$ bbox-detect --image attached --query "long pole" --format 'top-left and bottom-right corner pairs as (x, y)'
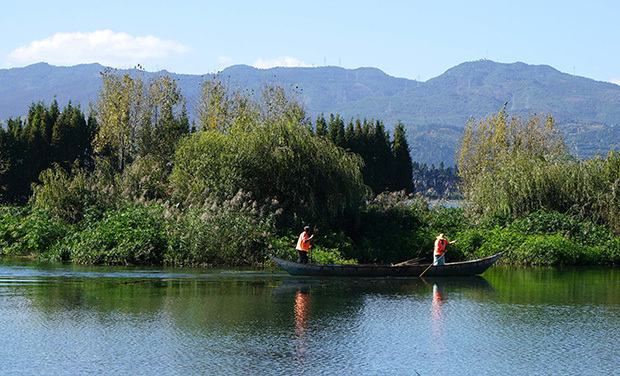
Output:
(419, 253), (444, 277)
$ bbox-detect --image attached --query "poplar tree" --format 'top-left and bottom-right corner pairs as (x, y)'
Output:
(93, 68), (145, 170)
(195, 76), (255, 133)
(93, 68), (188, 170)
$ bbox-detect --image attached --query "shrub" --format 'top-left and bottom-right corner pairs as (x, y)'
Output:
(164, 191), (276, 266)
(354, 192), (431, 263)
(509, 210), (613, 247)
(515, 234), (581, 265)
(0, 207), (69, 256)
(48, 204), (167, 265)
(476, 227), (526, 260)
(170, 119), (369, 231)
(451, 229), (486, 260)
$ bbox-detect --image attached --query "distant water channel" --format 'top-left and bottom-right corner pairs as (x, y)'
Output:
(0, 259), (618, 375)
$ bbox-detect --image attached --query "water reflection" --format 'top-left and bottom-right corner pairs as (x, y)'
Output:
(2, 262), (620, 375)
(430, 283), (446, 372)
(431, 283), (445, 326)
(293, 288), (311, 366)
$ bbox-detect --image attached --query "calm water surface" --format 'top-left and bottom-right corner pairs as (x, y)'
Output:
(0, 259), (618, 375)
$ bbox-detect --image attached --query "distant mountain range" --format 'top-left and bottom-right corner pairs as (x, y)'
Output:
(2, 60), (620, 165)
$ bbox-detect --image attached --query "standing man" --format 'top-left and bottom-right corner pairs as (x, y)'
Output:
(434, 234), (457, 265)
(296, 226), (314, 264)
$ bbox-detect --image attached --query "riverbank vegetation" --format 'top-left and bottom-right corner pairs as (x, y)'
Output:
(1, 70), (620, 267)
(454, 106), (620, 265)
(1, 69), (401, 266)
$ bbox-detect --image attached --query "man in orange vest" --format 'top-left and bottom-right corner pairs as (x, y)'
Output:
(296, 226), (314, 264)
(434, 233), (457, 265)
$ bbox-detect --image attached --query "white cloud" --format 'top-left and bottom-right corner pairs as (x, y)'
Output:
(611, 79), (620, 86)
(253, 56), (310, 69)
(7, 30), (190, 68)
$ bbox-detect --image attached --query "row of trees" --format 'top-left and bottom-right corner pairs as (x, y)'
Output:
(315, 114), (414, 194)
(94, 68), (190, 171)
(2, 72), (420, 211)
(412, 161), (459, 199)
(0, 101), (96, 203)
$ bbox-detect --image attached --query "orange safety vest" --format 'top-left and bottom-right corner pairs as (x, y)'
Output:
(296, 232), (311, 252)
(434, 238), (447, 256)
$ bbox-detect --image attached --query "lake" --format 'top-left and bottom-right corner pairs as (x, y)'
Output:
(0, 259), (618, 375)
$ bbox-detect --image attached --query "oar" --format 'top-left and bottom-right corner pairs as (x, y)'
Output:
(392, 257), (423, 266)
(419, 253), (444, 277)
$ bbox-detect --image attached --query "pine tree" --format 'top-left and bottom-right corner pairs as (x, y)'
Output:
(315, 114), (328, 136)
(328, 114), (345, 147)
(344, 119), (355, 149)
(391, 121), (414, 192)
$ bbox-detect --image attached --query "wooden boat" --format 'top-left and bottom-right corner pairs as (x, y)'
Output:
(269, 252), (505, 277)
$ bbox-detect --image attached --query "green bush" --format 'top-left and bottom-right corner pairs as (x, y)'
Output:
(477, 227), (525, 260)
(514, 234), (581, 265)
(170, 119), (369, 231)
(48, 204), (167, 265)
(354, 193), (432, 263)
(603, 238), (620, 264)
(31, 164), (103, 224)
(0, 206), (69, 256)
(451, 229), (486, 260)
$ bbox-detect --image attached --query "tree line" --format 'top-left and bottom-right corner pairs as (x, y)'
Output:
(315, 114), (414, 195)
(0, 69), (424, 266)
(0, 101), (96, 203)
(1, 74), (421, 208)
(412, 161), (460, 199)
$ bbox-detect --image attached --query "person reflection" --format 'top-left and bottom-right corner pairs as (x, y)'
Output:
(294, 288), (310, 364)
(295, 288), (310, 335)
(430, 283), (445, 346)
(432, 283), (445, 307)
(429, 282), (447, 373)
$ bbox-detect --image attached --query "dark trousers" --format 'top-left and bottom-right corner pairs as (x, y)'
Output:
(297, 251), (309, 264)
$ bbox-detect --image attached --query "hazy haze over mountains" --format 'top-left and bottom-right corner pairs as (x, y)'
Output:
(2, 60), (620, 165)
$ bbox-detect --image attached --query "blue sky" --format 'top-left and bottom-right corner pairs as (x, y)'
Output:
(1, 0), (618, 83)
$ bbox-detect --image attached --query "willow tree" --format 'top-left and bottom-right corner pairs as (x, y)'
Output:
(173, 82), (368, 230)
(456, 107), (568, 217)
